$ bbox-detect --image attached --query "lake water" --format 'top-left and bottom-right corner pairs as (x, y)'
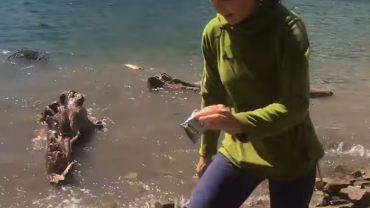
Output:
(0, 0), (370, 207)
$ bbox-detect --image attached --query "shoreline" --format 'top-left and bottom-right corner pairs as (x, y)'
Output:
(0, 52), (369, 208)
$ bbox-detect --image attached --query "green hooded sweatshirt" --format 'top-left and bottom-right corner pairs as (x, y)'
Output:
(199, 4), (324, 180)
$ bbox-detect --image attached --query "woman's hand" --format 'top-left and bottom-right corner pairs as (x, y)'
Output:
(196, 156), (212, 178)
(194, 104), (244, 135)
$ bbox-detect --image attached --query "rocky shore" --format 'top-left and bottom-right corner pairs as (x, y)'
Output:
(149, 166), (370, 208)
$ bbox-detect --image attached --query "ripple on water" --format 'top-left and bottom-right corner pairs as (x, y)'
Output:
(31, 186), (97, 208)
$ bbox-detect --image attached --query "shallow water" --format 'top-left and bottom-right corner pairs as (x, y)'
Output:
(0, 0), (370, 207)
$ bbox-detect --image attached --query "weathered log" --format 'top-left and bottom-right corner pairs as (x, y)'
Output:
(40, 90), (103, 185)
(146, 73), (334, 99)
(147, 73), (200, 92)
(309, 89), (334, 98)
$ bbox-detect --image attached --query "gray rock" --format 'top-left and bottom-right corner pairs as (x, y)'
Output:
(154, 200), (176, 208)
(100, 199), (117, 208)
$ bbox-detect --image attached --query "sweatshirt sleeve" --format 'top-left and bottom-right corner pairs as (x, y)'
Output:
(199, 27), (228, 157)
(234, 18), (310, 140)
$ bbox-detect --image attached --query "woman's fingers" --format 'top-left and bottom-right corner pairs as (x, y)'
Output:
(193, 105), (230, 131)
(199, 113), (228, 131)
(198, 113), (226, 123)
(203, 122), (221, 131)
(194, 104), (227, 118)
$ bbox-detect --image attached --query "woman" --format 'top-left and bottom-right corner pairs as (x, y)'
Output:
(188, 0), (324, 208)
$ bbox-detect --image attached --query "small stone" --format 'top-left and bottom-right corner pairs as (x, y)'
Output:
(122, 172), (138, 180)
(349, 170), (364, 179)
(314, 192), (352, 207)
(154, 200), (175, 208)
(362, 183), (370, 189)
(310, 191), (326, 207)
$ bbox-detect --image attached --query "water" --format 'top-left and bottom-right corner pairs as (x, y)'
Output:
(0, 0), (369, 207)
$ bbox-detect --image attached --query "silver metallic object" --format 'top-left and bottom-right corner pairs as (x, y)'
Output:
(180, 110), (205, 144)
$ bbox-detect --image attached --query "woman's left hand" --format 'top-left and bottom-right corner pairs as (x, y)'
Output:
(194, 104), (244, 135)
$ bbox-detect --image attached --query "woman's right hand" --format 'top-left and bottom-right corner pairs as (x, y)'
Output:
(196, 156), (213, 178)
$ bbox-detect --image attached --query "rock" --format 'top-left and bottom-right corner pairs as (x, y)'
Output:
(361, 183), (370, 189)
(340, 186), (367, 201)
(100, 197), (118, 208)
(315, 178), (351, 195)
(351, 180), (370, 188)
(315, 178), (327, 191)
(122, 172), (138, 180)
(349, 170), (363, 179)
(311, 191), (326, 207)
(353, 192), (370, 207)
(313, 175), (370, 208)
(154, 200), (176, 208)
(333, 165), (347, 176)
(101, 201), (117, 208)
(315, 192), (352, 207)
(326, 180), (351, 196)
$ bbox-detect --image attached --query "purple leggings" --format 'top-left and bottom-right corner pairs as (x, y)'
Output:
(188, 153), (316, 208)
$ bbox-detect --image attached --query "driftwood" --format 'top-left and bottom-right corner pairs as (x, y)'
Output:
(147, 73), (200, 92)
(8, 47), (48, 61)
(40, 90), (103, 185)
(147, 73), (334, 98)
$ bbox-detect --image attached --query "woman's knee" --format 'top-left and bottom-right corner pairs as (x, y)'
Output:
(188, 154), (261, 208)
(269, 167), (316, 208)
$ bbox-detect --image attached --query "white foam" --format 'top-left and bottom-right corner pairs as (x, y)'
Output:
(326, 141), (370, 158)
(31, 127), (48, 151)
(32, 187), (96, 208)
(2, 50), (11, 54)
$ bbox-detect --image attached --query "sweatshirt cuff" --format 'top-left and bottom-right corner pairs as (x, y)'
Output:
(234, 113), (253, 133)
(199, 131), (220, 157)
(199, 148), (218, 157)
